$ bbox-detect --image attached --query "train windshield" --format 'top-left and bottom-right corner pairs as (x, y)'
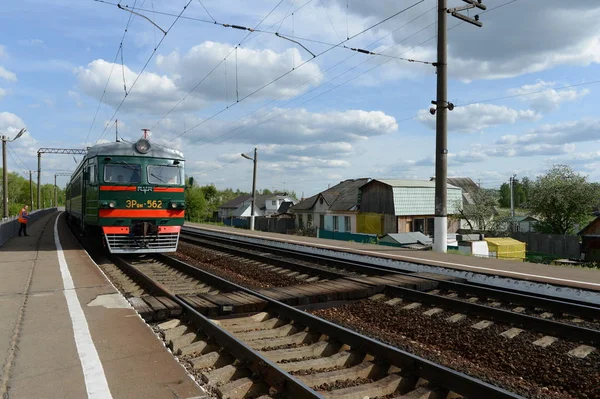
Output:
(104, 163), (141, 184)
(147, 165), (182, 185)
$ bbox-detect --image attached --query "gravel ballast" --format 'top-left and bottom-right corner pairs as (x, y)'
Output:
(313, 300), (599, 399)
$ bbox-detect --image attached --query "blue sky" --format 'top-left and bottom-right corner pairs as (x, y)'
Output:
(2, 0), (600, 196)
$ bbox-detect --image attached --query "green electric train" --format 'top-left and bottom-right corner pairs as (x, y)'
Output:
(65, 135), (186, 253)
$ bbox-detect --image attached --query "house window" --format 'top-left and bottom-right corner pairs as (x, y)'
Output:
(319, 214), (325, 228)
(272, 200), (277, 206)
(298, 214), (304, 229)
(344, 216), (351, 232)
(333, 216), (339, 231)
(307, 214), (313, 227)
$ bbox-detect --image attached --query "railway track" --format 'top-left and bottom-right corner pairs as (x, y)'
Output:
(110, 253), (522, 399)
(180, 227), (600, 331)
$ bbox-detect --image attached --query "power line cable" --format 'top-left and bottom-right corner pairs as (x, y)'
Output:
(190, 5), (437, 149)
(150, 0), (293, 130)
(196, 0), (216, 22)
(94, 0), (194, 144)
(84, 0), (140, 146)
(172, 0), (426, 141)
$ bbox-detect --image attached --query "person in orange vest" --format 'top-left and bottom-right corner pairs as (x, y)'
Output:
(18, 205), (30, 236)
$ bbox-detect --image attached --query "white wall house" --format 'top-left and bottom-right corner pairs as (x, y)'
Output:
(291, 178), (370, 232)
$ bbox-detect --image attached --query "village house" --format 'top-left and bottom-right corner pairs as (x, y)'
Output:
(290, 178), (370, 233)
(218, 193), (297, 221)
(358, 179), (463, 236)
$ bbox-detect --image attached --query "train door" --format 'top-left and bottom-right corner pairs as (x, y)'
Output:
(84, 158), (99, 226)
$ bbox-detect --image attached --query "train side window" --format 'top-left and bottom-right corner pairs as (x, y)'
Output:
(89, 164), (96, 184)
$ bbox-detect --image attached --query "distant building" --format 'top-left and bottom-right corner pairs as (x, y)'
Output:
(218, 193), (297, 220)
(358, 179), (463, 236)
(579, 217), (600, 261)
(290, 178), (370, 233)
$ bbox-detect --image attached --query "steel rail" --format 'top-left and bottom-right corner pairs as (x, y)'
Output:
(383, 285), (600, 345)
(111, 255), (321, 398)
(181, 227), (600, 318)
(180, 233), (350, 279)
(156, 254), (523, 399)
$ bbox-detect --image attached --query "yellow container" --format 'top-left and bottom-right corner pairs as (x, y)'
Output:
(484, 237), (526, 261)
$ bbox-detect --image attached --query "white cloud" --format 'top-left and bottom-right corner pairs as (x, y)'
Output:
(335, 1), (600, 81)
(0, 88), (7, 100)
(76, 41), (323, 114)
(68, 90), (83, 107)
(187, 108), (398, 146)
(0, 112), (38, 164)
(156, 41), (322, 101)
(0, 66), (16, 82)
(496, 119), (600, 146)
(416, 103), (540, 133)
(508, 80), (590, 112)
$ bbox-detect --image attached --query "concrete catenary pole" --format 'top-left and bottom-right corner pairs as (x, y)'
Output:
(250, 147), (257, 231)
(37, 151), (41, 209)
(433, 0), (448, 253)
(29, 171), (33, 210)
(2, 136), (8, 219)
(54, 174), (57, 208)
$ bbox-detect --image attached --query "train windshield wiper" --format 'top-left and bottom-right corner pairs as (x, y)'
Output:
(150, 173), (167, 183)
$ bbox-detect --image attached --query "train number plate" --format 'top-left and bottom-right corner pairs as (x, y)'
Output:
(125, 199), (163, 209)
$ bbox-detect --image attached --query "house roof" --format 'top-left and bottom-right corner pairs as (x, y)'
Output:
(512, 216), (538, 222)
(372, 179), (460, 190)
(219, 192), (293, 210)
(578, 216), (600, 236)
(446, 177), (479, 193)
(381, 232), (432, 245)
(219, 194), (252, 209)
(430, 177), (479, 205)
(276, 201), (294, 214)
(291, 178), (371, 211)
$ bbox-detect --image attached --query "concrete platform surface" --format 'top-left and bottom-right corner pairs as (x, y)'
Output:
(187, 223), (600, 292)
(0, 212), (206, 399)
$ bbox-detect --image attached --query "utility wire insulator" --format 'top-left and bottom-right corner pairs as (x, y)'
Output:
(222, 24), (255, 32)
(350, 47), (376, 55)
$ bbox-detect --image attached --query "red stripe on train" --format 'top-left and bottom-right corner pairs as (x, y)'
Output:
(99, 209), (185, 218)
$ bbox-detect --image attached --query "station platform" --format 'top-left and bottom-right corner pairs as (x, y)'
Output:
(0, 212), (205, 399)
(186, 223), (600, 293)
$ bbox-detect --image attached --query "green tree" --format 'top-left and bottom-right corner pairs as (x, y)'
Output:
(499, 179), (526, 208)
(499, 183), (510, 208)
(185, 185), (207, 222)
(527, 165), (599, 234)
(454, 188), (498, 231)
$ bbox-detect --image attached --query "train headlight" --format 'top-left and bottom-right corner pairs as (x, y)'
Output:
(108, 201), (116, 208)
(135, 138), (151, 154)
(170, 202), (178, 209)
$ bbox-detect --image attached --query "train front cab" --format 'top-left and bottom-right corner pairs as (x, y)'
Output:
(95, 143), (185, 253)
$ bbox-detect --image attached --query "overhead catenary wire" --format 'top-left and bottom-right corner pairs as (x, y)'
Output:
(172, 0), (426, 141)
(189, 4), (437, 149)
(94, 0), (194, 144)
(194, 0), (535, 174)
(150, 0), (293, 130)
(196, 0), (216, 22)
(84, 0), (140, 146)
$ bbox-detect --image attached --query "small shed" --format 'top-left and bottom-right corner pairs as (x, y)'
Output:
(484, 237), (526, 261)
(379, 232), (432, 250)
(578, 217), (600, 261)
